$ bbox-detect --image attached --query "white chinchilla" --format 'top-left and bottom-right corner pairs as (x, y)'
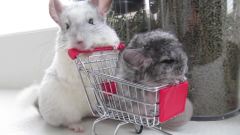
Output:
(20, 0), (120, 132)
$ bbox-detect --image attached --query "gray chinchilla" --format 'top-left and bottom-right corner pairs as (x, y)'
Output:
(116, 30), (193, 129)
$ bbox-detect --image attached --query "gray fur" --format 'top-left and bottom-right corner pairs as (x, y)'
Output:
(116, 30), (193, 128)
(117, 30), (188, 85)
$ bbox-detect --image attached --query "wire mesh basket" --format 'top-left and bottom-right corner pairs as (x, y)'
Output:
(68, 43), (188, 135)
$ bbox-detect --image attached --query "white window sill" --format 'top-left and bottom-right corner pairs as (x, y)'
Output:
(1, 89), (240, 135)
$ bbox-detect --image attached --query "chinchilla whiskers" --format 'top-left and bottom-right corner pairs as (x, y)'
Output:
(91, 24), (107, 32)
(56, 43), (67, 50)
(90, 27), (102, 33)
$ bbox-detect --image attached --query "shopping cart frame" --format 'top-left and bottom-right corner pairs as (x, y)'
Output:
(68, 43), (188, 135)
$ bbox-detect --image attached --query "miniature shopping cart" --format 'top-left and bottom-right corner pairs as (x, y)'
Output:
(68, 43), (188, 135)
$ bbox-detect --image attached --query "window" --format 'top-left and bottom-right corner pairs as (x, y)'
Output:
(0, 0), (56, 35)
(227, 0), (234, 14)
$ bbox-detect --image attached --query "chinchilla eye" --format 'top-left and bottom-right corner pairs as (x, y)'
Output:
(88, 18), (94, 25)
(161, 59), (175, 64)
(143, 45), (150, 49)
(65, 23), (70, 30)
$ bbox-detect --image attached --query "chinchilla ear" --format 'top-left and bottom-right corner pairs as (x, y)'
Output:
(49, 0), (65, 24)
(123, 49), (152, 70)
(89, 0), (112, 16)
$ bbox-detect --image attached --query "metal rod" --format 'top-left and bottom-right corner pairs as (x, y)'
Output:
(113, 121), (129, 135)
(149, 126), (172, 135)
(92, 116), (109, 135)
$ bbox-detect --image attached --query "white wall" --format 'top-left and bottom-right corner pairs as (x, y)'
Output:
(0, 28), (58, 89)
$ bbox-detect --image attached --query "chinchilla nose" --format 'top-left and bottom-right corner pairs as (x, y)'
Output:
(74, 40), (85, 49)
(76, 34), (84, 42)
(77, 40), (84, 45)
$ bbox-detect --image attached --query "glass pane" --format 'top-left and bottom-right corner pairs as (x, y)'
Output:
(108, 0), (240, 117)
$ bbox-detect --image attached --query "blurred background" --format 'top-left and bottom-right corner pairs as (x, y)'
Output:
(107, 0), (240, 118)
(0, 0), (56, 89)
(0, 0), (239, 119)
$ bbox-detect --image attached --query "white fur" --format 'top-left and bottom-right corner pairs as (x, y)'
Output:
(21, 0), (120, 130)
(16, 84), (39, 108)
(58, 0), (120, 50)
(38, 49), (92, 126)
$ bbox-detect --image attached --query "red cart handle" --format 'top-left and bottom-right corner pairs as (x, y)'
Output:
(68, 42), (125, 60)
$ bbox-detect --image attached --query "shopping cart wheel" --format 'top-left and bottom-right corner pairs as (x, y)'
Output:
(134, 125), (143, 134)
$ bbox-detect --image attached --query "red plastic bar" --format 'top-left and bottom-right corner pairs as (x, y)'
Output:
(159, 81), (188, 122)
(68, 42), (125, 60)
